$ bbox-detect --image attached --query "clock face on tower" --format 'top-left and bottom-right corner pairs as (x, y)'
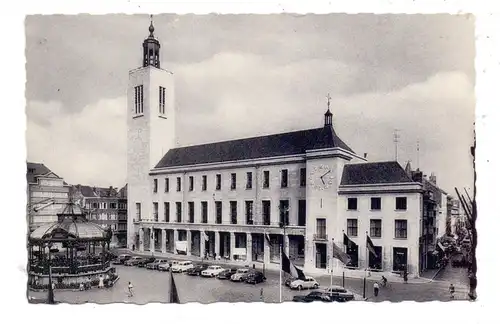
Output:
(309, 164), (334, 190)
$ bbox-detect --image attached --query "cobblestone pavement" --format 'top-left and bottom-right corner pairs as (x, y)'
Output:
(27, 260), (471, 304)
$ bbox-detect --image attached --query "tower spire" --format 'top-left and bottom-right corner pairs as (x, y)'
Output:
(324, 93), (333, 126)
(142, 14), (161, 68)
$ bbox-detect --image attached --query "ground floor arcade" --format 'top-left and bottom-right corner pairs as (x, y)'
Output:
(133, 227), (305, 266)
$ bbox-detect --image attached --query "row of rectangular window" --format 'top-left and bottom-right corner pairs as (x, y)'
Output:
(315, 218), (408, 239)
(347, 197), (407, 211)
(136, 199), (307, 226)
(153, 168), (308, 193)
(88, 202), (123, 209)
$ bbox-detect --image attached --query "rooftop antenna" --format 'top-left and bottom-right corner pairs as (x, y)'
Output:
(416, 140), (420, 170)
(393, 129), (400, 162)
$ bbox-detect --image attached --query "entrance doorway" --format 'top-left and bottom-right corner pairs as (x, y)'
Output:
(393, 247), (408, 271)
(315, 243), (327, 269)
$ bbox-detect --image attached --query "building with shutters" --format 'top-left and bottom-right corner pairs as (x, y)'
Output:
(127, 19), (433, 277)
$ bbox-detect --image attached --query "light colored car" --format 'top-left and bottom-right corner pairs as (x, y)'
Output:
(230, 268), (250, 282)
(289, 276), (319, 290)
(171, 261), (194, 273)
(158, 262), (171, 272)
(146, 259), (169, 270)
(201, 265), (225, 277)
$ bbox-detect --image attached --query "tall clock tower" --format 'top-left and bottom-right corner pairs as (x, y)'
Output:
(127, 18), (176, 248)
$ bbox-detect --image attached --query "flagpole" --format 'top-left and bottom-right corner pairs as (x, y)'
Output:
(330, 238), (334, 286)
(279, 223), (285, 303)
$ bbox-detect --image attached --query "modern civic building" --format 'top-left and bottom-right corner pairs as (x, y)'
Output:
(27, 162), (70, 231)
(127, 21), (432, 277)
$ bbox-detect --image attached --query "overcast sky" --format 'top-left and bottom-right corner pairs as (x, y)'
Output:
(25, 14), (475, 194)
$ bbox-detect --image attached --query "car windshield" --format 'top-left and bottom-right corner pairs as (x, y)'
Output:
(237, 269), (247, 273)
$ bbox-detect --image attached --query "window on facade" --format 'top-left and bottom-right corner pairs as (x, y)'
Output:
(153, 202), (159, 222)
(316, 218), (326, 238)
(135, 203), (141, 221)
(370, 219), (382, 238)
(215, 201), (222, 224)
(263, 171), (270, 188)
(188, 202), (194, 223)
(279, 200), (289, 226)
(347, 219), (358, 237)
(396, 197), (407, 210)
(176, 202), (182, 222)
(281, 169), (288, 188)
(230, 201), (237, 224)
(246, 172), (253, 189)
(371, 197), (381, 210)
(176, 177), (181, 192)
(153, 179), (158, 193)
(216, 174), (222, 191)
(134, 85), (144, 114)
(298, 200), (306, 226)
(164, 202), (170, 222)
(395, 220), (408, 238)
(202, 175), (207, 191)
(300, 168), (306, 187)
(165, 178), (169, 192)
(262, 200), (271, 225)
(245, 201), (254, 225)
(189, 176), (194, 191)
(347, 198), (358, 210)
(201, 201), (208, 223)
(159, 86), (166, 114)
(110, 203), (117, 209)
(231, 173), (237, 190)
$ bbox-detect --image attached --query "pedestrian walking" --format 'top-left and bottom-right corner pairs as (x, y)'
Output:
(98, 275), (104, 289)
(449, 283), (455, 300)
(260, 288), (264, 302)
(128, 281), (134, 297)
(403, 270), (408, 284)
(373, 282), (379, 297)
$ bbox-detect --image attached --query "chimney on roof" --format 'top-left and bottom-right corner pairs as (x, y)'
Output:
(363, 153), (367, 159)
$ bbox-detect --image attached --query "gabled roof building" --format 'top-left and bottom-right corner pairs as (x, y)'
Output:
(126, 20), (428, 278)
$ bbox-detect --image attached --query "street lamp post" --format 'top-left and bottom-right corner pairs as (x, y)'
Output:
(47, 242), (55, 304)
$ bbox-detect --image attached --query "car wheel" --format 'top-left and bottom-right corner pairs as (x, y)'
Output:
(239, 278), (243, 282)
(297, 285), (303, 291)
(313, 284), (319, 289)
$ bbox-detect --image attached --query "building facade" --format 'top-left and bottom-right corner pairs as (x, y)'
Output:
(127, 21), (428, 277)
(71, 185), (128, 247)
(27, 162), (70, 231)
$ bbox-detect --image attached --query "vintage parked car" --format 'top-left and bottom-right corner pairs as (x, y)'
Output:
(124, 256), (143, 266)
(112, 254), (131, 265)
(292, 291), (332, 303)
(171, 261), (194, 273)
(137, 257), (156, 268)
(230, 268), (252, 282)
(146, 259), (169, 270)
(245, 271), (266, 284)
(158, 262), (171, 272)
(201, 265), (225, 277)
(186, 264), (209, 276)
(289, 276), (319, 290)
(217, 268), (237, 280)
(324, 285), (355, 302)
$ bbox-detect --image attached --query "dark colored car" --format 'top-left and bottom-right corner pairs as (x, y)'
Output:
(186, 264), (209, 276)
(324, 285), (355, 302)
(292, 292), (332, 303)
(113, 254), (131, 265)
(246, 271), (266, 284)
(137, 257), (156, 267)
(217, 268), (237, 280)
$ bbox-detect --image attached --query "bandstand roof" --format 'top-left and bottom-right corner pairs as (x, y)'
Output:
(29, 201), (111, 243)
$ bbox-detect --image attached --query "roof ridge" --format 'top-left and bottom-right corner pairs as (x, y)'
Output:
(170, 127), (325, 150)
